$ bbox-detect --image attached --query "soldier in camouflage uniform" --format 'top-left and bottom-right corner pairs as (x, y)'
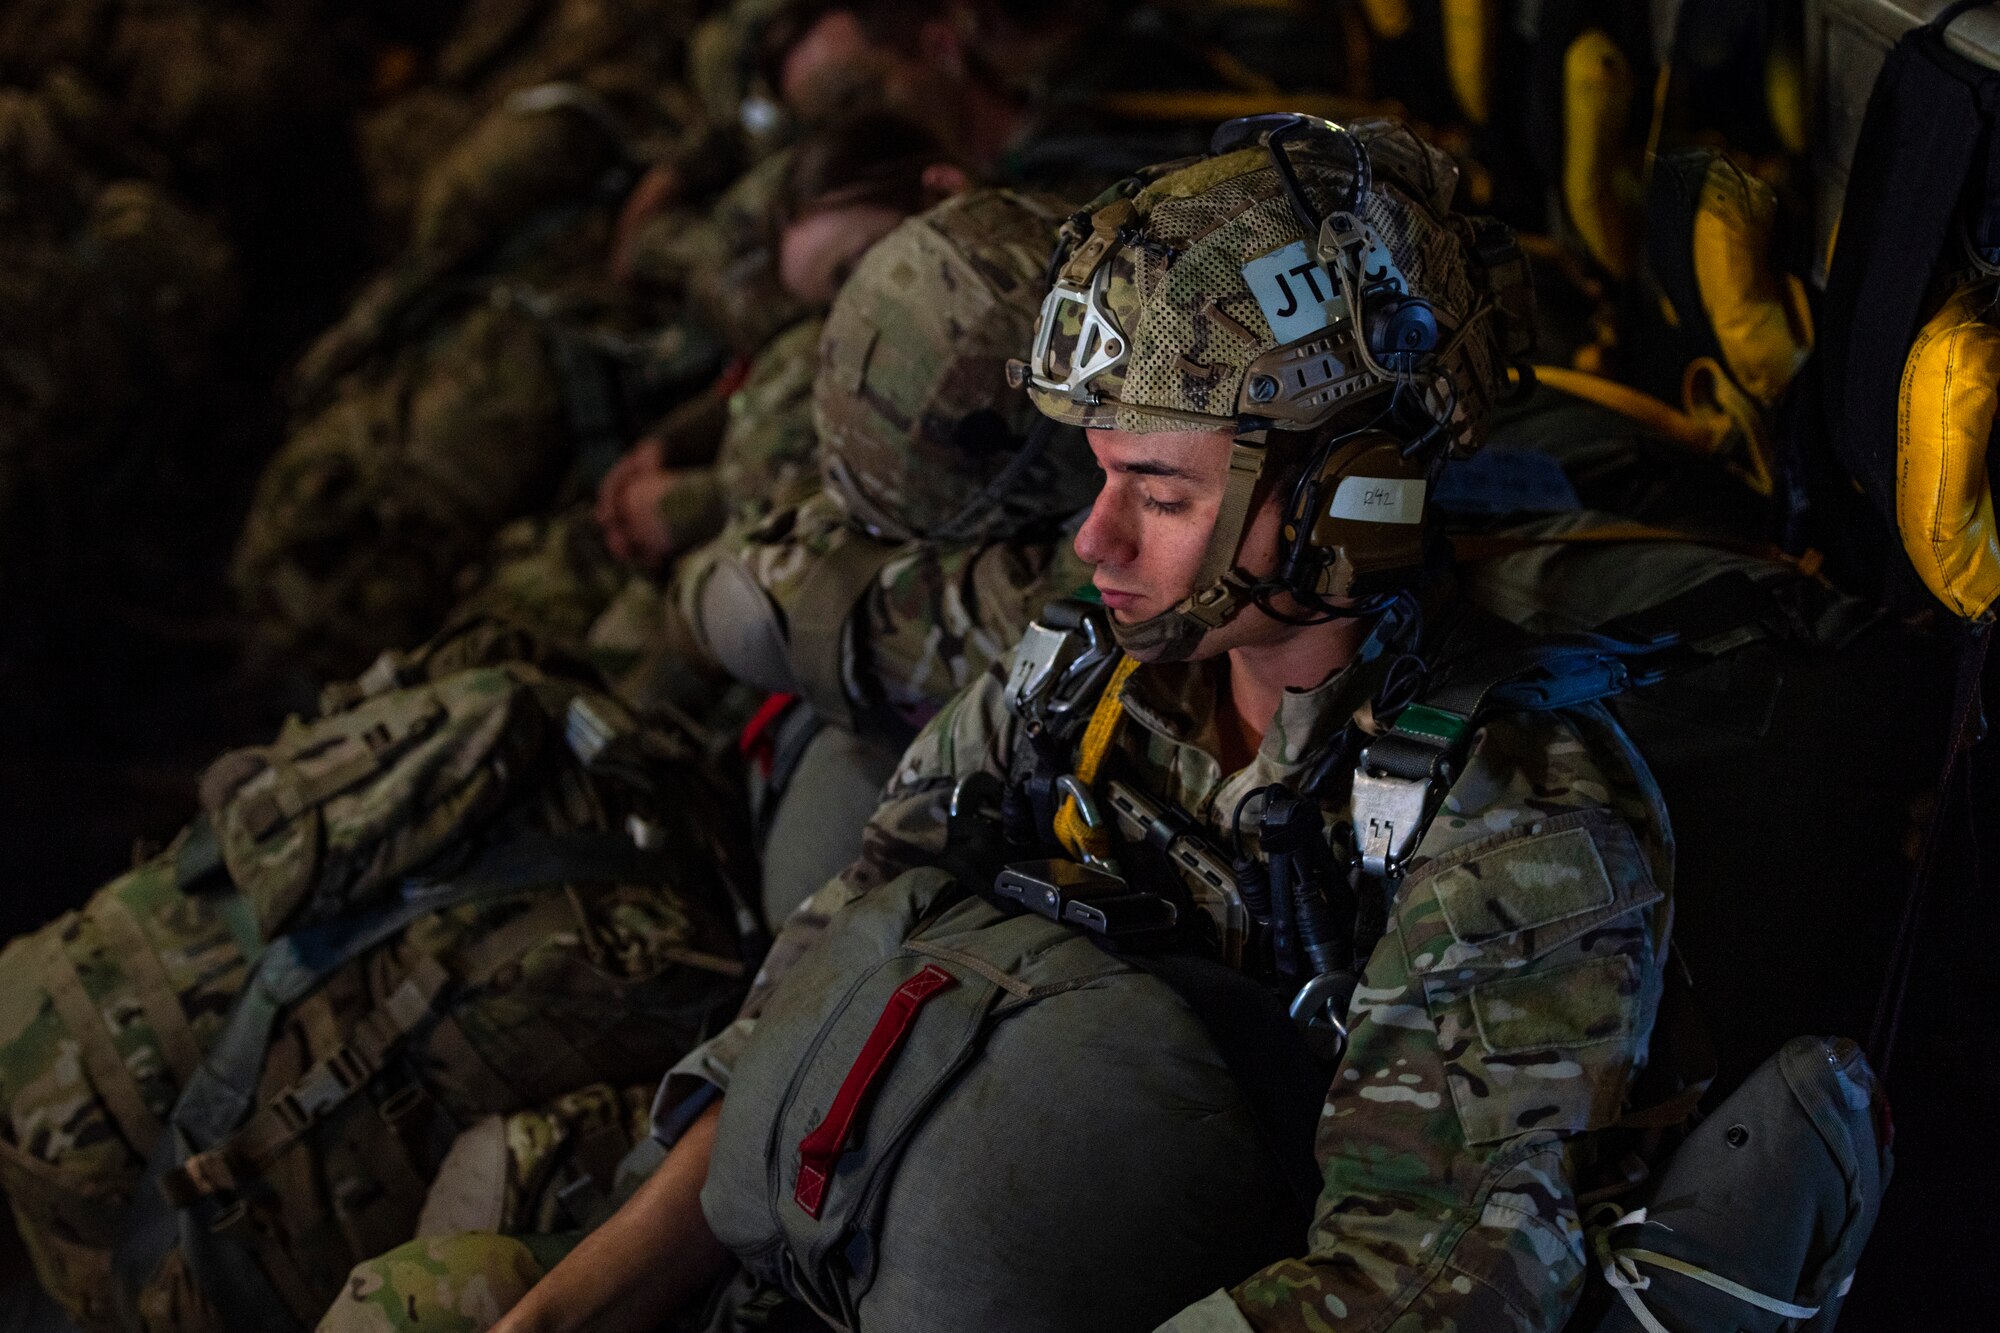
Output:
(382, 118), (1672, 1333)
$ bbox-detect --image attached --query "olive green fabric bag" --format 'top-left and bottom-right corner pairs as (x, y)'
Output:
(703, 867), (1306, 1333)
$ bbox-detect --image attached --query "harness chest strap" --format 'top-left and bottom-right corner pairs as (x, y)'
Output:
(785, 535), (904, 733)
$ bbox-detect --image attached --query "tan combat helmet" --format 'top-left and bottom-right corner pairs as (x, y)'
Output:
(814, 187), (1100, 543)
(1014, 114), (1535, 660)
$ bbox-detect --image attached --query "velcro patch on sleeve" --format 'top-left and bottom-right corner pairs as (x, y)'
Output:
(1433, 825), (1616, 943)
(1400, 808), (1660, 976)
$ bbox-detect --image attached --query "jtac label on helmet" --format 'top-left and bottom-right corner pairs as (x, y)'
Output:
(1244, 240), (1348, 343)
(1243, 231), (1409, 347)
(1328, 475), (1426, 524)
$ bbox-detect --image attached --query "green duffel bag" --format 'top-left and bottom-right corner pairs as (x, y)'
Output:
(703, 866), (1321, 1333)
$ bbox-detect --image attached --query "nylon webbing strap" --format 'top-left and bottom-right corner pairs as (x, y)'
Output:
(112, 831), (678, 1332)
(1192, 438), (1270, 594)
(1054, 655), (1140, 863)
(784, 536), (902, 731)
(1590, 1205), (1821, 1333)
(157, 956), (454, 1206)
(171, 832), (670, 1149)
(40, 924), (165, 1151)
(93, 894), (203, 1086)
(1368, 639), (1653, 784)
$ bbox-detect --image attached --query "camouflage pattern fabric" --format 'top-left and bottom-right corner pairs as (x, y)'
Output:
(357, 0), (703, 242)
(447, 504), (635, 659)
(317, 1079), (663, 1333)
(1027, 120), (1507, 457)
(711, 314), (826, 523)
(0, 848), (247, 1331)
(234, 297), (570, 675)
(0, 654), (751, 1331)
(405, 94), (630, 268)
(623, 148), (808, 356)
(316, 1231), (573, 1333)
(244, 111), (801, 674)
(671, 635), (1672, 1333)
(693, 490), (1093, 724)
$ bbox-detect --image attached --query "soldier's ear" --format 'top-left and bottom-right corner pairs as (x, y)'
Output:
(921, 163), (972, 204)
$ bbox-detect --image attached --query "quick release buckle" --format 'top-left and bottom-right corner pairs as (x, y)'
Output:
(1351, 758), (1433, 880)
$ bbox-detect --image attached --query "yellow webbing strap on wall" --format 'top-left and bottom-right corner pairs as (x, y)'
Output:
(1053, 656), (1141, 864)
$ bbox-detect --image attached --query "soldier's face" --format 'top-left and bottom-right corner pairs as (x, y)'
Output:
(1074, 428), (1288, 653)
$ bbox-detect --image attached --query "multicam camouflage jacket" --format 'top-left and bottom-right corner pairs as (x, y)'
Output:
(673, 624), (1673, 1333)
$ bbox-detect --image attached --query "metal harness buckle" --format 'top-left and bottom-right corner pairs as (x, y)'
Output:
(1005, 606), (1116, 732)
(1351, 753), (1434, 880)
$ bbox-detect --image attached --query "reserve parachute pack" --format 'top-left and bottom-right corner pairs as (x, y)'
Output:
(702, 865), (1318, 1333)
(0, 641), (749, 1332)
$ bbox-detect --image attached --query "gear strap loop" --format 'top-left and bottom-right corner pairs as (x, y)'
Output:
(1588, 1204), (1822, 1333)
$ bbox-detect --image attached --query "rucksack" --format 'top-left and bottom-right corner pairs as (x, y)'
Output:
(0, 656), (751, 1332)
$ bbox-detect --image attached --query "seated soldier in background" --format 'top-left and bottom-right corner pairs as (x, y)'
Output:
(592, 111), (974, 574)
(320, 117), (1677, 1333)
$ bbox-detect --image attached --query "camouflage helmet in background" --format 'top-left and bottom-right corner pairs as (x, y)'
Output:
(814, 188), (1099, 544)
(1020, 116), (1530, 457)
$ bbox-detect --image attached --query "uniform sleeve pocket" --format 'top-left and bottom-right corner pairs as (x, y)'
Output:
(1469, 954), (1641, 1055)
(1394, 809), (1663, 1146)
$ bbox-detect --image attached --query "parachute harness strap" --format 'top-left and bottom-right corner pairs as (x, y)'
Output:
(1587, 1204), (1822, 1333)
(1053, 655), (1142, 865)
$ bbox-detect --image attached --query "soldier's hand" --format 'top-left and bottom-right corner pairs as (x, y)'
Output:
(610, 164), (682, 284)
(606, 466), (683, 569)
(596, 437), (665, 533)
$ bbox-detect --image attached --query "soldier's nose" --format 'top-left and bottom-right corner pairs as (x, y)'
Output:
(1073, 494), (1136, 569)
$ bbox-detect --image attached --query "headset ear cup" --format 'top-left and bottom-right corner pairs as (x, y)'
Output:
(1366, 293), (1441, 372)
(1290, 432), (1433, 599)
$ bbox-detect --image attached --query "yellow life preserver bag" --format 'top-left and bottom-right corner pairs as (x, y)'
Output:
(1897, 280), (2000, 619)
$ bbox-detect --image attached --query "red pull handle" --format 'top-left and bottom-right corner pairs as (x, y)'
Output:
(794, 963), (958, 1218)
